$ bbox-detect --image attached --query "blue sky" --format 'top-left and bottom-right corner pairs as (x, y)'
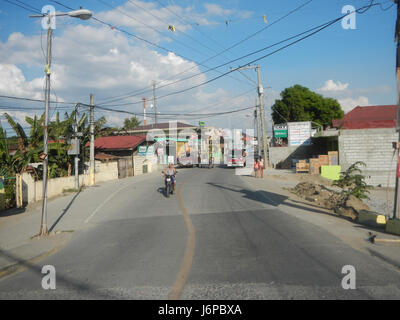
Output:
(0, 0), (398, 131)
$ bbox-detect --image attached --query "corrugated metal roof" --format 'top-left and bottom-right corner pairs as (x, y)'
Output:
(87, 135), (146, 150)
(332, 105), (397, 129)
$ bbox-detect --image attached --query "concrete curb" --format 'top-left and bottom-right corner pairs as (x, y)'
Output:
(367, 248), (400, 270)
(0, 246), (59, 280)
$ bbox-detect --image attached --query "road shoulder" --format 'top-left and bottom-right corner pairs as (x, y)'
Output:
(239, 172), (400, 271)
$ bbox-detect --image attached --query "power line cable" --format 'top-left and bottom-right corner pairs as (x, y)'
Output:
(93, 0), (254, 90)
(0, 95), (75, 105)
(1, 0), (41, 14)
(96, 0), (314, 104)
(98, 20), (332, 107)
(98, 1), (382, 109)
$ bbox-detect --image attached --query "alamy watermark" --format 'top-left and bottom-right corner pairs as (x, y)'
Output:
(41, 265), (56, 290)
(41, 5), (56, 30)
(341, 265), (356, 290)
(144, 121), (256, 175)
(342, 5), (356, 30)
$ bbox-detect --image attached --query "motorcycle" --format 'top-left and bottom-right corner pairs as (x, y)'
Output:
(165, 174), (175, 197)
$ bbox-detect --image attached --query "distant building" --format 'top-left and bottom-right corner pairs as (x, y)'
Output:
(85, 135), (149, 178)
(117, 121), (217, 165)
(87, 135), (147, 158)
(333, 105), (398, 187)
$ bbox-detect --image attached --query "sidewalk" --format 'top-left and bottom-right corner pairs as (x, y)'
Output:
(239, 170), (400, 270)
(0, 171), (161, 279)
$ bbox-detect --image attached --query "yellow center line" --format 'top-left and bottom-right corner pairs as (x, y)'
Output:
(168, 182), (196, 300)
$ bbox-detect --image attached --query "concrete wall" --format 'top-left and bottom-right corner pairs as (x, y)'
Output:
(269, 136), (338, 169)
(269, 145), (316, 168)
(338, 128), (397, 187)
(133, 155), (158, 176)
(22, 161), (119, 204)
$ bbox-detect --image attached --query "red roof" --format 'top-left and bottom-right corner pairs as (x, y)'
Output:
(86, 135), (146, 150)
(332, 105), (397, 129)
(95, 152), (120, 161)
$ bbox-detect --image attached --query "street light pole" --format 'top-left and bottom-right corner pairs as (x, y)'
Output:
(74, 103), (79, 190)
(30, 7), (93, 236)
(39, 18), (52, 236)
(89, 94), (95, 186)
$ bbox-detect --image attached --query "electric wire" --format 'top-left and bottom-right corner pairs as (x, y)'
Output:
(96, 0), (315, 104)
(99, 1), (382, 109)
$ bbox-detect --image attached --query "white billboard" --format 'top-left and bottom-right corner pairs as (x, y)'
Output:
(288, 121), (311, 146)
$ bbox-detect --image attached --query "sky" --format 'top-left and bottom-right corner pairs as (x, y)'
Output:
(0, 0), (398, 134)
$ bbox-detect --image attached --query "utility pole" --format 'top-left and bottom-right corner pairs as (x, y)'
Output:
(255, 98), (261, 156)
(74, 104), (79, 190)
(393, 0), (400, 220)
(143, 97), (147, 126)
(39, 17), (52, 237)
(256, 65), (270, 167)
(153, 81), (157, 125)
(89, 94), (95, 186)
(232, 65), (269, 165)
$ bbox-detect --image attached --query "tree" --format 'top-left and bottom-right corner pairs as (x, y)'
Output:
(271, 85), (344, 127)
(122, 116), (141, 131)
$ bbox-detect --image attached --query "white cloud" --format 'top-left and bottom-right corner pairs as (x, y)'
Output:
(316, 80), (377, 113)
(0, 1), (258, 130)
(318, 80), (349, 92)
(204, 3), (235, 16)
(338, 96), (369, 113)
(0, 64), (44, 99)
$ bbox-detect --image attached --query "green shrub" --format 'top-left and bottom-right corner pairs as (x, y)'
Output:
(333, 161), (373, 200)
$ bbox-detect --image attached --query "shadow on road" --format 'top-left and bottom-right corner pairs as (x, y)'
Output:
(207, 182), (333, 216)
(0, 207), (26, 218)
(157, 187), (169, 198)
(48, 189), (82, 233)
(0, 247), (123, 299)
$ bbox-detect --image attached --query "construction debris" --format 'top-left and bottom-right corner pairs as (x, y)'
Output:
(290, 181), (371, 221)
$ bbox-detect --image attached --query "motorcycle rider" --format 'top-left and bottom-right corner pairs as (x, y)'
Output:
(164, 163), (177, 192)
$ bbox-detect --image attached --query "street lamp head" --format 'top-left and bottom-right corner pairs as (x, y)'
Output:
(29, 8), (92, 20)
(68, 9), (92, 20)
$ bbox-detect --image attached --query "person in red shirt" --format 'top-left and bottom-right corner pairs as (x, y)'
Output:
(254, 158), (259, 178)
(259, 157), (264, 178)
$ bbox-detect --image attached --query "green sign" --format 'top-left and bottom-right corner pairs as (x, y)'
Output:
(274, 129), (288, 138)
(138, 146), (147, 156)
(199, 121), (205, 127)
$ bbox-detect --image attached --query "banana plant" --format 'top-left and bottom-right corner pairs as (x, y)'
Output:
(3, 113), (28, 153)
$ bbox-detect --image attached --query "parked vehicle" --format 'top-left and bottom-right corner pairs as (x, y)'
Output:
(226, 149), (246, 167)
(178, 153), (196, 168)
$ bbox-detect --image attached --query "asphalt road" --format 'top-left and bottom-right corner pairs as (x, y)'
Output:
(1, 167), (400, 299)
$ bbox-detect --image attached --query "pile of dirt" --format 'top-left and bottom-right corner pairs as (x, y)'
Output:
(290, 182), (371, 221)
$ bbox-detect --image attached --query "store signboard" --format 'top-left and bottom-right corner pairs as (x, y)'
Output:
(138, 146), (147, 156)
(274, 124), (288, 138)
(288, 121), (311, 146)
